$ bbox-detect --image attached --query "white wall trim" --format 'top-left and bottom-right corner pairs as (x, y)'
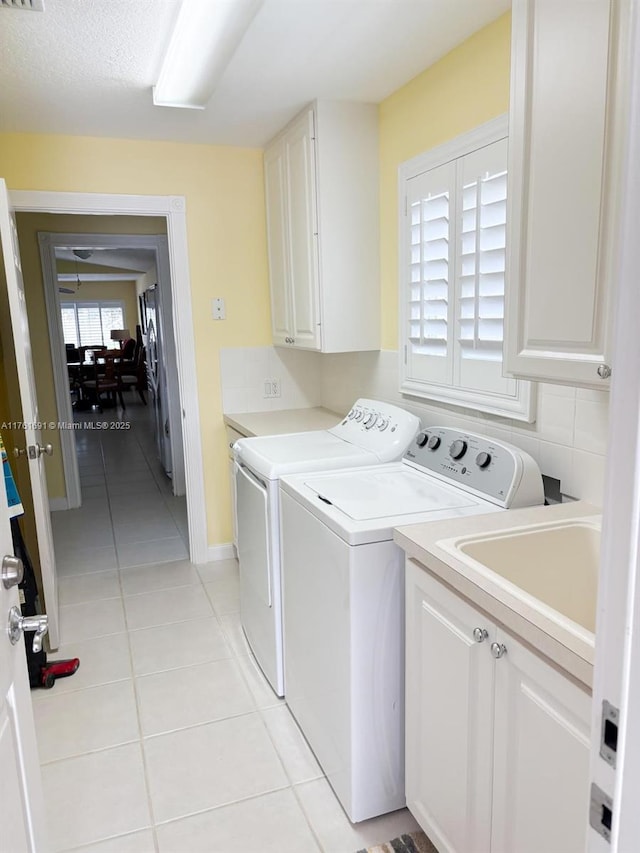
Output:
(48, 497), (69, 512)
(11, 190), (208, 565)
(398, 114), (508, 183)
(207, 543), (237, 563)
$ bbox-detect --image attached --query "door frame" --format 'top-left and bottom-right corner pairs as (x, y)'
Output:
(38, 231), (185, 508)
(587, 0), (640, 845)
(10, 190), (208, 565)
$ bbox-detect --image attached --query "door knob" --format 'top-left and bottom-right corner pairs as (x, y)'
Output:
(7, 606), (49, 653)
(2, 555), (24, 589)
(36, 444), (53, 457)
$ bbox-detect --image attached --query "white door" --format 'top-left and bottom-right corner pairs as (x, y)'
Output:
(285, 108), (321, 350)
(587, 0), (640, 843)
(0, 179), (59, 649)
(0, 464), (49, 851)
(404, 560), (495, 853)
(491, 628), (591, 853)
(264, 137), (292, 346)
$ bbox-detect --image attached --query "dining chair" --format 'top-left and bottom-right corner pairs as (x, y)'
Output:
(81, 351), (125, 410)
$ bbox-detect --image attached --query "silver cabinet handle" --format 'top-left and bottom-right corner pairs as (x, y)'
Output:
(37, 443), (53, 457)
(597, 364), (612, 379)
(490, 642), (507, 659)
(7, 606), (49, 653)
(2, 555), (24, 589)
(473, 627), (488, 643)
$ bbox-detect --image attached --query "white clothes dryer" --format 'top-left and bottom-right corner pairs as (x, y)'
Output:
(279, 426), (545, 823)
(233, 399), (420, 697)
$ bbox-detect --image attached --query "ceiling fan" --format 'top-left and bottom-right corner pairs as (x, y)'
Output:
(58, 249), (93, 294)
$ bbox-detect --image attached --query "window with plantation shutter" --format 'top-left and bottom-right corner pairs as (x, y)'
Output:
(60, 301), (125, 349)
(399, 118), (535, 422)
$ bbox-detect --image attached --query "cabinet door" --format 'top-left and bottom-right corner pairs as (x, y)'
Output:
(491, 629), (591, 853)
(405, 562), (495, 853)
(505, 0), (616, 387)
(264, 138), (292, 345)
(285, 108), (322, 350)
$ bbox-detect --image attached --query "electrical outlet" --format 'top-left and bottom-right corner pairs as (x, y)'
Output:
(263, 378), (281, 398)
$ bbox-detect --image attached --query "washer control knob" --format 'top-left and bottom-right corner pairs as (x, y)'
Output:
(365, 413), (378, 429)
(347, 409), (356, 420)
(427, 435), (441, 451)
(354, 408), (364, 422)
(476, 451), (492, 469)
(377, 418), (389, 431)
(450, 439), (468, 460)
(416, 432), (429, 447)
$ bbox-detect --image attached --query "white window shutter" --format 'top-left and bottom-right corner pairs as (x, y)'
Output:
(60, 301), (125, 349)
(405, 161), (456, 387)
(399, 119), (535, 422)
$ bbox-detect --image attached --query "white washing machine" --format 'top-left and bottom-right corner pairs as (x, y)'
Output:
(233, 399), (420, 697)
(279, 426), (545, 823)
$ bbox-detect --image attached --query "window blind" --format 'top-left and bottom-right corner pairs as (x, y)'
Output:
(457, 168), (507, 363)
(409, 190), (450, 357)
(60, 301), (125, 348)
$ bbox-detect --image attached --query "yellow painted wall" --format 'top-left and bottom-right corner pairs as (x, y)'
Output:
(0, 139), (270, 546)
(58, 280), (139, 336)
(0, 13), (509, 545)
(379, 12), (511, 348)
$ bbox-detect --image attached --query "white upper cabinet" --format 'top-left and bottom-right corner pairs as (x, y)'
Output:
(505, 0), (628, 388)
(264, 101), (380, 352)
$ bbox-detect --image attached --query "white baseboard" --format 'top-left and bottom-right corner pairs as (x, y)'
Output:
(49, 497), (69, 512)
(204, 542), (237, 564)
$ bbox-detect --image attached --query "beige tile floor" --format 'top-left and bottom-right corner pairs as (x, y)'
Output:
(35, 407), (420, 851)
(35, 558), (420, 852)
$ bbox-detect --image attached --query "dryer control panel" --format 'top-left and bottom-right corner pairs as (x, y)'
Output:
(329, 399), (420, 463)
(403, 427), (544, 509)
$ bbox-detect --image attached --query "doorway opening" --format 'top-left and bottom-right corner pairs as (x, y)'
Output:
(11, 192), (208, 588)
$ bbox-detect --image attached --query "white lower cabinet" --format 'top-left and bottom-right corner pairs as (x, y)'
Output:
(405, 559), (591, 853)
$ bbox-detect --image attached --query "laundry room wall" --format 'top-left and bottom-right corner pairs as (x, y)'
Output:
(0, 141), (271, 549)
(319, 11), (609, 507)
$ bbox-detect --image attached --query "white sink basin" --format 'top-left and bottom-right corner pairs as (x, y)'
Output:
(441, 518), (601, 638)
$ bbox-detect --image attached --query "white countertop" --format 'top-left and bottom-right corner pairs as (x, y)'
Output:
(394, 500), (600, 689)
(223, 407), (343, 438)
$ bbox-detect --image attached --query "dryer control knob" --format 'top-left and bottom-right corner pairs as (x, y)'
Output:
(427, 435), (441, 450)
(377, 418), (389, 431)
(416, 432), (429, 448)
(450, 439), (468, 460)
(354, 408), (364, 422)
(365, 413), (378, 429)
(347, 409), (356, 419)
(476, 452), (492, 469)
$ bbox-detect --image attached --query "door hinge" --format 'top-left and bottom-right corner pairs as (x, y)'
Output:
(404, 196), (408, 216)
(404, 345), (408, 364)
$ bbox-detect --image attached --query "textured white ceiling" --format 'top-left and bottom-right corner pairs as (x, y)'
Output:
(0, 0), (510, 147)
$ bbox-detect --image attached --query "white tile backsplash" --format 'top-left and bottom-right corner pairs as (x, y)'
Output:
(319, 349), (608, 506)
(220, 346), (323, 413)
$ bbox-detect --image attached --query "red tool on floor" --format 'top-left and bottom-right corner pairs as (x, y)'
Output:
(39, 658), (81, 690)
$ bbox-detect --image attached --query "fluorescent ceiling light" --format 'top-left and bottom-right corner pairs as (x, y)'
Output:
(153, 0), (263, 109)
